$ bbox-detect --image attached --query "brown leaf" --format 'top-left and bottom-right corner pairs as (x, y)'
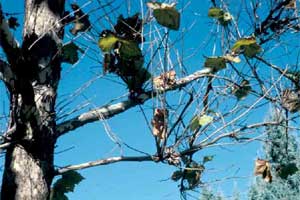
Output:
(281, 89), (300, 113)
(151, 108), (168, 140)
(254, 159), (272, 183)
(285, 0), (296, 9)
(153, 70), (176, 90)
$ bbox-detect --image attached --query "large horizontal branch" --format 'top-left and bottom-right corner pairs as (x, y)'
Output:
(56, 155), (155, 174)
(56, 67), (212, 137)
(0, 4), (20, 63)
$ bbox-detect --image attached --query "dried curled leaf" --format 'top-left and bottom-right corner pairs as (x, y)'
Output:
(151, 108), (168, 140)
(147, 2), (180, 30)
(204, 57), (227, 72)
(231, 37), (262, 58)
(153, 70), (176, 90)
(285, 0), (296, 9)
(185, 162), (204, 189)
(171, 170), (183, 181)
(281, 89), (300, 113)
(70, 4), (91, 35)
(223, 54), (241, 63)
(254, 159), (272, 183)
(232, 80), (251, 100)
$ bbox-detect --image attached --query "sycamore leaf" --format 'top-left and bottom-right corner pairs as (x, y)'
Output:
(152, 7), (180, 30)
(232, 80), (251, 100)
(189, 115), (200, 132)
(208, 7), (224, 18)
(50, 171), (84, 200)
(199, 115), (213, 126)
(98, 33), (119, 52)
(254, 159), (272, 183)
(204, 57), (226, 72)
(151, 108), (168, 140)
(153, 70), (176, 90)
(171, 170), (183, 181)
(70, 4), (91, 35)
(62, 43), (81, 64)
(203, 155), (214, 163)
(231, 37), (262, 57)
(281, 89), (300, 113)
(118, 40), (142, 60)
(8, 17), (19, 30)
(278, 163), (299, 179)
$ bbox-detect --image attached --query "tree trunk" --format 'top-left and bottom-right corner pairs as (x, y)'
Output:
(1, 0), (65, 199)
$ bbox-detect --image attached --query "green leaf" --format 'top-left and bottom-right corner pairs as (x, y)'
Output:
(204, 57), (226, 72)
(231, 37), (257, 52)
(189, 115), (200, 132)
(278, 163), (299, 179)
(119, 40), (143, 61)
(98, 34), (119, 52)
(199, 115), (213, 126)
(208, 7), (224, 18)
(171, 170), (183, 181)
(232, 80), (252, 100)
(153, 7), (180, 30)
(62, 43), (81, 64)
(203, 155), (214, 163)
(244, 43), (262, 58)
(50, 171), (84, 200)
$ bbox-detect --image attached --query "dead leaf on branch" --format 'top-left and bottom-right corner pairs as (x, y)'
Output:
(254, 159), (272, 183)
(153, 70), (176, 90)
(70, 4), (91, 35)
(151, 108), (168, 140)
(281, 89), (300, 113)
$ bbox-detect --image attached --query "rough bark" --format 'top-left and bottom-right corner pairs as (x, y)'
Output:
(1, 0), (65, 199)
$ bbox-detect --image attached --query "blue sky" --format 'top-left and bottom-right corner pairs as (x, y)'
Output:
(1, 0), (299, 199)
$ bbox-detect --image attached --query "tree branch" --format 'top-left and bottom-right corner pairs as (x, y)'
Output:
(0, 3), (20, 62)
(56, 155), (155, 174)
(0, 59), (14, 85)
(56, 67), (212, 137)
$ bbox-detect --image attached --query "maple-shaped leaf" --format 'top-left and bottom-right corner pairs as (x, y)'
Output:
(70, 4), (91, 35)
(147, 2), (180, 30)
(8, 17), (19, 30)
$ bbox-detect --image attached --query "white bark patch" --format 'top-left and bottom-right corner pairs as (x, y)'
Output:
(12, 146), (48, 200)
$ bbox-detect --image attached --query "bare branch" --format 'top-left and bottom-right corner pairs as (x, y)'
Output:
(56, 155), (155, 174)
(56, 68), (212, 137)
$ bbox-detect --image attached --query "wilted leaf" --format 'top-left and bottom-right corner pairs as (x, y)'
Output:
(147, 2), (180, 30)
(203, 155), (214, 163)
(70, 4), (91, 35)
(50, 171), (84, 200)
(153, 70), (176, 90)
(8, 17), (19, 30)
(223, 54), (241, 63)
(151, 108), (168, 140)
(204, 57), (226, 72)
(62, 43), (81, 64)
(199, 115), (213, 126)
(254, 159), (272, 183)
(171, 170), (183, 181)
(185, 163), (204, 189)
(231, 37), (262, 57)
(277, 163), (299, 179)
(285, 0), (296, 9)
(281, 89), (300, 113)
(189, 115), (200, 132)
(232, 80), (251, 100)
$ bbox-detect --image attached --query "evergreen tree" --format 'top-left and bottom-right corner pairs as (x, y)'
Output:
(248, 113), (300, 200)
